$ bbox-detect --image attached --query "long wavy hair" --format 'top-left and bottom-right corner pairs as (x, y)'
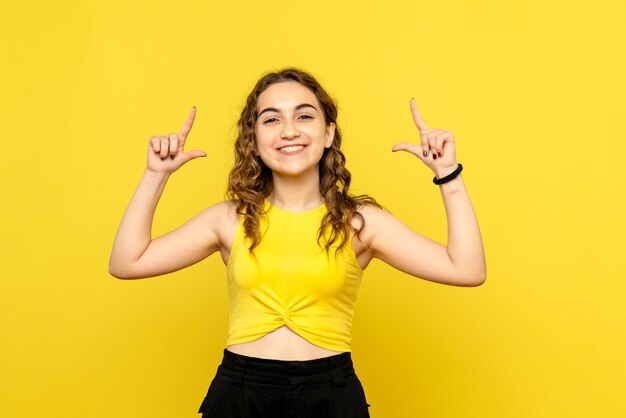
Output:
(225, 67), (383, 255)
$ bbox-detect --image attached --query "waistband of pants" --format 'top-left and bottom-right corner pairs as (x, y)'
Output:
(217, 348), (356, 387)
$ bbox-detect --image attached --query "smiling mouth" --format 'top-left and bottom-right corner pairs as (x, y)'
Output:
(278, 145), (307, 153)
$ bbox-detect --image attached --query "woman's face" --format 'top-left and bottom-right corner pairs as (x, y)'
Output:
(254, 81), (335, 178)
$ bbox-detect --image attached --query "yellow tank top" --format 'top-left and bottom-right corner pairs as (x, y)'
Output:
(225, 199), (364, 352)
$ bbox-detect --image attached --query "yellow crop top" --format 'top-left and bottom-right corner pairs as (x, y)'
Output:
(225, 199), (364, 352)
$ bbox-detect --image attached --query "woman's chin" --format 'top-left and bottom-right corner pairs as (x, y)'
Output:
(270, 164), (319, 178)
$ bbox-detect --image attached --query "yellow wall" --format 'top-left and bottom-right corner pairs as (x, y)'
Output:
(1, 0), (624, 417)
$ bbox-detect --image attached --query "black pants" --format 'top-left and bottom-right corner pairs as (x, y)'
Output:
(198, 348), (371, 418)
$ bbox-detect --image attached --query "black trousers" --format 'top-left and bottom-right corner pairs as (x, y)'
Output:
(198, 348), (371, 418)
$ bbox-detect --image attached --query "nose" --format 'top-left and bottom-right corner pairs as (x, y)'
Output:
(280, 119), (300, 139)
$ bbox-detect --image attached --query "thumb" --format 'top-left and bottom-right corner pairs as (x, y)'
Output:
(182, 150), (208, 163)
(391, 142), (425, 158)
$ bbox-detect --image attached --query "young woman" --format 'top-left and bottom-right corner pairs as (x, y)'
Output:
(108, 67), (486, 418)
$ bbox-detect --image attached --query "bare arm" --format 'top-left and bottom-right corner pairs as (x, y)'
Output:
(108, 169), (170, 278)
(436, 168), (486, 284)
(365, 98), (485, 286)
(107, 170), (223, 279)
(361, 171), (485, 287)
(108, 107), (217, 279)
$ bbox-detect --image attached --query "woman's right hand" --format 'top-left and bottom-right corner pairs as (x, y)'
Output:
(146, 106), (207, 175)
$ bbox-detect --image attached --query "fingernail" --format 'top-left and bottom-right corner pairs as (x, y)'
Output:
(423, 150), (427, 157)
(433, 154), (437, 159)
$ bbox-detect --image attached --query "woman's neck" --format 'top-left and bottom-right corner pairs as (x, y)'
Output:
(268, 169), (323, 212)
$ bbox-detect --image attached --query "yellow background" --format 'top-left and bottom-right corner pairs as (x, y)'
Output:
(1, 0), (625, 417)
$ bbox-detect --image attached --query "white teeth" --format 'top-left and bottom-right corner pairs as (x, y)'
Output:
(279, 145), (305, 153)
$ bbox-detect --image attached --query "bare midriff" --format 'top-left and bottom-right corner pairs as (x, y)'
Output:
(226, 325), (346, 360)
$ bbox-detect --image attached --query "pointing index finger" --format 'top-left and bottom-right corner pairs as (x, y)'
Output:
(179, 106), (196, 141)
(410, 98), (427, 131)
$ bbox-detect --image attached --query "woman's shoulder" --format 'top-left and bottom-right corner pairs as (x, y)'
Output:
(198, 199), (241, 226)
(351, 201), (388, 220)
(214, 199), (240, 219)
(198, 200), (241, 247)
(348, 202), (389, 237)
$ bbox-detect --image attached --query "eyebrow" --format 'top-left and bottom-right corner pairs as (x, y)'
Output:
(258, 103), (317, 117)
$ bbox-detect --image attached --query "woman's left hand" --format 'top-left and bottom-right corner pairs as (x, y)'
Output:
(392, 98), (459, 177)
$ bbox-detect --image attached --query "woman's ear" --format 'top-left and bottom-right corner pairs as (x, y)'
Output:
(325, 122), (336, 148)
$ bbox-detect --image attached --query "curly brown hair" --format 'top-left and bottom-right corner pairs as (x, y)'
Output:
(225, 67), (383, 255)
